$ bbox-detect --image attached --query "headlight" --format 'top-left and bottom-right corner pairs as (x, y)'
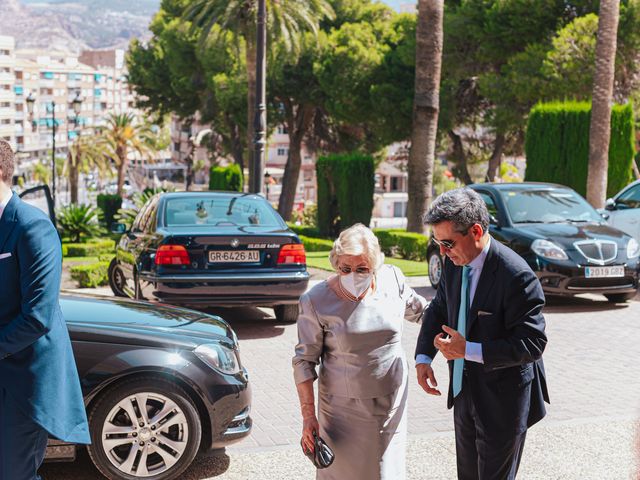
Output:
(627, 238), (640, 259)
(194, 343), (240, 374)
(531, 239), (568, 260)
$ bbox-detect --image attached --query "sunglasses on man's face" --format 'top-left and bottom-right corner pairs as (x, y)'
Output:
(432, 227), (471, 250)
(338, 265), (371, 274)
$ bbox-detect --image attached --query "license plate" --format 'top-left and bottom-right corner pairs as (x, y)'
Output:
(209, 250), (260, 263)
(584, 266), (624, 278)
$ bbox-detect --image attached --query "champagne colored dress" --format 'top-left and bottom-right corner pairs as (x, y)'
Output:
(293, 265), (427, 480)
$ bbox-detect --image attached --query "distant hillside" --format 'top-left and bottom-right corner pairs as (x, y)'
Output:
(0, 0), (160, 52)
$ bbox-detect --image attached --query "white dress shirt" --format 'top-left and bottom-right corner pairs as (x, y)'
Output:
(417, 237), (492, 365)
(0, 189), (13, 221)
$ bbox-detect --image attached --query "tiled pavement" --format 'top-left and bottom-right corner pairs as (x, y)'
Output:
(221, 283), (640, 453)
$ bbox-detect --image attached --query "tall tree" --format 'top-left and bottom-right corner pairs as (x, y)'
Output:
(587, 0), (620, 208)
(98, 113), (157, 197)
(184, 0), (334, 188)
(66, 133), (109, 204)
(406, 0), (444, 234)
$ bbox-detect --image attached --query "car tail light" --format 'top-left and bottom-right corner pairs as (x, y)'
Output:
(277, 243), (306, 265)
(155, 245), (191, 265)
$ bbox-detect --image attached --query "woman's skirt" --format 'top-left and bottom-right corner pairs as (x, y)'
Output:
(316, 375), (408, 480)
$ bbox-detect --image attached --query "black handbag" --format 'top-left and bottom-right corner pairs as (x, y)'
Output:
(301, 430), (335, 469)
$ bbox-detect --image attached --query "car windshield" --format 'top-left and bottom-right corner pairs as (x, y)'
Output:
(164, 196), (282, 227)
(500, 188), (602, 224)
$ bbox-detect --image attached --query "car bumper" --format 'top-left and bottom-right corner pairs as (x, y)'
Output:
(140, 271), (310, 307)
(535, 258), (639, 296)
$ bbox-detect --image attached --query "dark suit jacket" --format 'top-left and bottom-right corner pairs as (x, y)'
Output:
(416, 238), (550, 436)
(0, 193), (90, 444)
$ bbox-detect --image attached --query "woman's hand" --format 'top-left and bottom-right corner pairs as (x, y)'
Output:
(301, 413), (320, 453)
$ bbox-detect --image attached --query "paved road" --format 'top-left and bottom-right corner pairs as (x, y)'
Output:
(42, 281), (640, 479)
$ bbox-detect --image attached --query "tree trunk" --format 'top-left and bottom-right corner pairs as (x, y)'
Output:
(245, 31), (257, 192)
(116, 147), (128, 198)
(632, 158), (640, 180)
(485, 132), (506, 182)
(224, 113), (245, 172)
(278, 103), (314, 221)
(69, 152), (79, 204)
(587, 0), (619, 208)
(406, 0), (444, 234)
(448, 130), (473, 185)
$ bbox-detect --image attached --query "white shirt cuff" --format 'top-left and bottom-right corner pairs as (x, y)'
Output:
(465, 341), (484, 363)
(415, 354), (433, 365)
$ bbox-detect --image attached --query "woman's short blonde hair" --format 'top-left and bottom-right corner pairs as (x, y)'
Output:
(329, 223), (385, 272)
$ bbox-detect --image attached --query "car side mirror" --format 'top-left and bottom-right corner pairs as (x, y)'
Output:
(604, 198), (616, 211)
(110, 222), (127, 234)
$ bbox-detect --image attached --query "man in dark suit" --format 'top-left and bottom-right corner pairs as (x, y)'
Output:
(0, 140), (90, 480)
(416, 188), (549, 480)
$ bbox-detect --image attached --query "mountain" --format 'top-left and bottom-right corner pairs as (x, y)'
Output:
(0, 0), (160, 52)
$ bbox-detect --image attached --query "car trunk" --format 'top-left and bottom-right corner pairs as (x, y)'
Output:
(155, 226), (305, 273)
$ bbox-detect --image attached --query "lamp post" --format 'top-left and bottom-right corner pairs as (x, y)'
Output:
(251, 0), (267, 194)
(25, 92), (57, 206)
(264, 170), (271, 201)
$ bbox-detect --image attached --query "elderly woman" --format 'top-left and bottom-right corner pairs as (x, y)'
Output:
(292, 223), (427, 479)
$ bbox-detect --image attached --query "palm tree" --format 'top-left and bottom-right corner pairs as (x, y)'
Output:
(97, 113), (156, 197)
(66, 133), (109, 204)
(406, 0), (444, 234)
(184, 0), (333, 187)
(586, 0), (620, 208)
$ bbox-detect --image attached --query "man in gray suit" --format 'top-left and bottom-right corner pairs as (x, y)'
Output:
(0, 140), (90, 480)
(416, 188), (549, 480)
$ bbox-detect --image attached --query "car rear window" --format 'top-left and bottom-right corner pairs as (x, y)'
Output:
(164, 196), (283, 227)
(499, 188), (602, 224)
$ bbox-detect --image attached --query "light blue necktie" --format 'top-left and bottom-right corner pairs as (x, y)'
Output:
(453, 266), (471, 397)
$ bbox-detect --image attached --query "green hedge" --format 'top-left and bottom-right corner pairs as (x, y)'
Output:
(372, 228), (406, 255)
(70, 261), (110, 288)
(62, 239), (116, 257)
(209, 164), (243, 192)
(299, 235), (334, 252)
(287, 223), (322, 238)
(525, 102), (635, 197)
(317, 153), (374, 238)
(97, 194), (122, 229)
(393, 231), (428, 261)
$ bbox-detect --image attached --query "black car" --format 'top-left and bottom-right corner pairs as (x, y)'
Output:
(108, 192), (309, 322)
(427, 182), (640, 302)
(47, 294), (252, 480)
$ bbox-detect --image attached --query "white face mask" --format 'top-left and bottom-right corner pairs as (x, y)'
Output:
(339, 272), (373, 299)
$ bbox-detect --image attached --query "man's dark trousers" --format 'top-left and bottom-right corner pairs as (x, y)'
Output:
(454, 386), (527, 480)
(0, 388), (49, 480)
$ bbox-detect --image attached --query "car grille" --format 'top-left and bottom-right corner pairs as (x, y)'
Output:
(567, 276), (635, 290)
(574, 240), (617, 265)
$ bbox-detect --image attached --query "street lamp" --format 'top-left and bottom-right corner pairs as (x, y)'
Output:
(264, 170), (271, 201)
(251, 0), (267, 194)
(25, 92), (58, 206)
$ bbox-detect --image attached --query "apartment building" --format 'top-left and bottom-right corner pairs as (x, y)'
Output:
(79, 49), (136, 122)
(14, 50), (97, 161)
(0, 36), (16, 146)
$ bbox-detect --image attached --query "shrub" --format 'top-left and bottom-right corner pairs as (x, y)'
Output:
(97, 194), (122, 230)
(288, 223), (322, 238)
(57, 204), (103, 243)
(209, 164), (243, 192)
(115, 190), (156, 229)
(373, 228), (405, 255)
(393, 232), (428, 261)
(70, 261), (110, 288)
(299, 235), (334, 252)
(525, 101), (635, 197)
(63, 239), (115, 257)
(317, 153), (374, 237)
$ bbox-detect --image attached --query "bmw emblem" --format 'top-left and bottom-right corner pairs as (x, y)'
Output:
(230, 239), (240, 248)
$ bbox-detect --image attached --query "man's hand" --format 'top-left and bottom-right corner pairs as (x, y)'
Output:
(416, 363), (441, 396)
(434, 325), (466, 360)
